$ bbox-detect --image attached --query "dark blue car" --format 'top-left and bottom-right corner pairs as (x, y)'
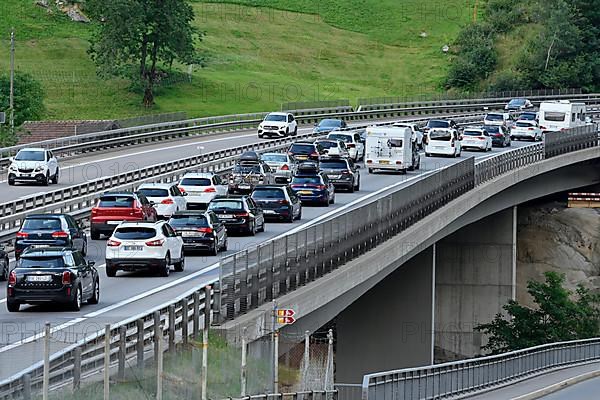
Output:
(290, 173), (335, 207)
(313, 119), (347, 134)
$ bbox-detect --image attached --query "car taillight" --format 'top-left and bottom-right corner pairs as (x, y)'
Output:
(540, 125), (546, 130)
(476, 137), (485, 140)
(236, 212), (249, 217)
(204, 187), (216, 193)
(146, 239), (165, 247)
(277, 199), (290, 205)
(161, 198), (174, 204)
(198, 227), (213, 234)
(107, 239), (121, 247)
(341, 170), (351, 174)
(91, 208), (98, 216)
(310, 152), (319, 157)
(280, 164), (289, 171)
(528, 128), (534, 130)
(16, 232), (28, 239)
(52, 231), (69, 238)
(62, 271), (71, 285)
(495, 134), (503, 137)
(366, 160), (373, 164)
(316, 185), (326, 190)
(451, 141), (455, 147)
(8, 271), (16, 285)
(395, 161), (402, 165)
(178, 187), (186, 193)
(346, 143), (356, 148)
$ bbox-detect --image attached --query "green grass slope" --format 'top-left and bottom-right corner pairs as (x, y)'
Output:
(0, 0), (473, 120)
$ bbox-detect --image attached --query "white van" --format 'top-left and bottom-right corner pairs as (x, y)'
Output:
(365, 126), (420, 173)
(425, 128), (462, 157)
(539, 101), (587, 133)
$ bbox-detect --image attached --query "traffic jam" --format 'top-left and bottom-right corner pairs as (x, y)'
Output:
(4, 99), (591, 312)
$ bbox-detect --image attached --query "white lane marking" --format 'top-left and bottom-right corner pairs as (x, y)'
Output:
(0, 317), (86, 354)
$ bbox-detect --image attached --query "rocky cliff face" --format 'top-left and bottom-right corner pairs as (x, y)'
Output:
(517, 202), (600, 307)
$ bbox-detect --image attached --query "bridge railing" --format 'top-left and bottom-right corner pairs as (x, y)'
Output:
(361, 337), (600, 400)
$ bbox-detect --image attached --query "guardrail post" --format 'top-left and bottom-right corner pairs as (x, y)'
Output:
(43, 322), (50, 400)
(169, 305), (176, 353)
(137, 318), (145, 371)
(193, 291), (201, 337)
(22, 374), (32, 400)
(104, 324), (111, 400)
(239, 254), (248, 314)
(118, 325), (126, 380)
(204, 285), (212, 329)
(73, 346), (82, 390)
(154, 311), (161, 359)
(182, 298), (189, 345)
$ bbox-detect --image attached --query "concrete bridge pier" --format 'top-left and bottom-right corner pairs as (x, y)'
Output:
(435, 206), (517, 361)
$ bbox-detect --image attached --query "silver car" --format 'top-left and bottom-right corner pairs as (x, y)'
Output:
(260, 153), (297, 183)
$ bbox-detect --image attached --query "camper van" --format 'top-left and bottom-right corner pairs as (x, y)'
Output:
(365, 126), (420, 174)
(539, 101), (588, 133)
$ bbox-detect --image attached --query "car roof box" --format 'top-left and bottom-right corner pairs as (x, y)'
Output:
(239, 151), (260, 162)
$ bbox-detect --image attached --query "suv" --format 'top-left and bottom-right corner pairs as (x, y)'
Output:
(91, 192), (158, 240)
(484, 125), (511, 147)
(260, 153), (298, 183)
(319, 156), (360, 192)
(7, 247), (98, 312)
(178, 172), (229, 210)
(258, 112), (298, 138)
(207, 195), (265, 235)
(313, 119), (347, 134)
(229, 152), (275, 194)
(315, 139), (351, 159)
(287, 141), (325, 162)
(8, 148), (59, 186)
(168, 211), (228, 255)
(460, 127), (493, 152)
(15, 214), (87, 259)
(484, 112), (511, 127)
(251, 185), (302, 222)
(423, 119), (459, 135)
(326, 132), (365, 161)
(137, 183), (187, 219)
(105, 221), (185, 277)
(290, 172), (335, 206)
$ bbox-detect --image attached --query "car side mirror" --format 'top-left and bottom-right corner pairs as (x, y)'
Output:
(149, 201), (156, 206)
(88, 261), (95, 268)
(183, 192), (188, 196)
(8, 157), (13, 162)
(355, 165), (362, 169)
(176, 231), (182, 237)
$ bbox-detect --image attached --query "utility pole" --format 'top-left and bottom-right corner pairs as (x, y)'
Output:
(9, 28), (15, 136)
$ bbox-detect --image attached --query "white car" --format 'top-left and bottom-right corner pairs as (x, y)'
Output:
(393, 122), (424, 149)
(257, 112), (298, 138)
(8, 148), (59, 186)
(326, 131), (365, 161)
(178, 172), (228, 210)
(460, 128), (493, 152)
(510, 120), (543, 141)
(315, 139), (351, 158)
(425, 128), (462, 157)
(137, 183), (187, 219)
(260, 153), (297, 183)
(484, 112), (511, 127)
(105, 221), (185, 277)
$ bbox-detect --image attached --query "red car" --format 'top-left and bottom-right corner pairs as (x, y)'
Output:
(91, 192), (158, 240)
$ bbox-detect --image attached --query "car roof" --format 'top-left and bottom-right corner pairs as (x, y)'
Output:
(21, 246), (72, 255)
(101, 191), (135, 196)
(267, 112), (288, 116)
(213, 195), (247, 200)
(26, 214), (66, 219)
(18, 147), (46, 152)
(253, 184), (288, 189)
(181, 172), (216, 178)
(291, 140), (316, 145)
(138, 183), (174, 189)
(261, 152), (287, 156)
(116, 221), (163, 227)
(172, 210), (210, 216)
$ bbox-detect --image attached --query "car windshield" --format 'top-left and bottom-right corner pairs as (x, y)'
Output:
(319, 119), (341, 127)
(429, 131), (452, 141)
(114, 227), (156, 240)
(233, 165), (261, 174)
(328, 134), (352, 143)
(519, 113), (537, 120)
(320, 160), (348, 169)
(516, 121), (535, 128)
(138, 188), (169, 198)
(208, 200), (244, 211)
(252, 189), (285, 199)
(261, 154), (287, 162)
(180, 177), (212, 186)
(22, 218), (62, 231)
(508, 99), (526, 106)
(18, 256), (65, 269)
(485, 126), (501, 134)
(168, 215), (209, 227)
(544, 112), (566, 122)
(265, 114), (286, 122)
(486, 114), (504, 120)
(292, 176), (322, 184)
(463, 130), (484, 137)
(427, 120), (449, 128)
(289, 144), (315, 154)
(15, 150), (45, 161)
(317, 141), (338, 149)
(98, 196), (134, 208)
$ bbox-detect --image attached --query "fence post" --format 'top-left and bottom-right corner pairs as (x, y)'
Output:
(182, 297), (189, 345)
(104, 324), (111, 400)
(137, 318), (145, 372)
(118, 325), (126, 380)
(302, 331), (310, 391)
(154, 311), (161, 359)
(241, 328), (247, 397)
(22, 374), (32, 400)
(202, 286), (211, 400)
(73, 347), (82, 390)
(157, 325), (164, 400)
(193, 290), (201, 338)
(324, 329), (334, 391)
(43, 322), (50, 400)
(273, 330), (280, 394)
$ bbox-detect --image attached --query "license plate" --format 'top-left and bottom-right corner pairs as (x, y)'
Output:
(181, 231), (200, 237)
(296, 156), (308, 160)
(263, 210), (276, 214)
(107, 221), (121, 225)
(238, 185), (251, 189)
(379, 160), (390, 165)
(298, 191), (313, 195)
(218, 215), (235, 220)
(124, 245), (143, 251)
(27, 275), (52, 282)
(329, 175), (341, 179)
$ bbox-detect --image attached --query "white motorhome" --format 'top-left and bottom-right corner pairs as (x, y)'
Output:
(539, 101), (588, 133)
(365, 126), (420, 174)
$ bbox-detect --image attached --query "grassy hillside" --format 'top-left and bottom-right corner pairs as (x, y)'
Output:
(0, 0), (473, 120)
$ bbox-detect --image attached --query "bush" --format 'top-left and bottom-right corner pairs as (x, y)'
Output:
(486, 70), (531, 91)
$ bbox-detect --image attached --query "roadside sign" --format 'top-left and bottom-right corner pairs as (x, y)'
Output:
(276, 309), (295, 317)
(275, 309), (296, 325)
(277, 316), (296, 324)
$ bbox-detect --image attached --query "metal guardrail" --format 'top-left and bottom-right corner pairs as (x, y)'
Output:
(361, 337), (600, 400)
(224, 390), (337, 400)
(0, 124), (597, 400)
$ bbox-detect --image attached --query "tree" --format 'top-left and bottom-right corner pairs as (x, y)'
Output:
(87, 0), (200, 107)
(476, 272), (600, 354)
(0, 72), (45, 146)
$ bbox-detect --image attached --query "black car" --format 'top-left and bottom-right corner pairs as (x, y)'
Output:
(423, 119), (459, 134)
(313, 119), (347, 134)
(287, 141), (325, 162)
(7, 247), (99, 312)
(168, 211), (228, 255)
(484, 125), (512, 147)
(251, 185), (302, 222)
(319, 157), (360, 192)
(207, 195), (265, 235)
(15, 214), (87, 260)
(290, 173), (335, 206)
(0, 246), (9, 281)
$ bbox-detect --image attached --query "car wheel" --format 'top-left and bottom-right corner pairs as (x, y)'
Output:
(175, 252), (185, 271)
(106, 265), (117, 277)
(6, 301), (19, 313)
(160, 254), (171, 277)
(91, 229), (100, 240)
(348, 183), (355, 193)
(330, 194), (335, 205)
(52, 168), (59, 184)
(70, 285), (82, 311)
(42, 172), (49, 186)
(355, 178), (360, 191)
(258, 219), (265, 232)
(293, 127), (298, 136)
(368, 168), (374, 174)
(81, 239), (87, 256)
(415, 156), (421, 170)
(248, 221), (256, 236)
(0, 258), (8, 281)
(88, 279), (100, 304)
(296, 207), (302, 220)
(8, 177), (15, 186)
(425, 153), (431, 157)
(222, 235), (228, 251)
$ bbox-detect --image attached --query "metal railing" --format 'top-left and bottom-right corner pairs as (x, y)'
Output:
(361, 338), (600, 400)
(223, 390), (337, 400)
(0, 123), (597, 399)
